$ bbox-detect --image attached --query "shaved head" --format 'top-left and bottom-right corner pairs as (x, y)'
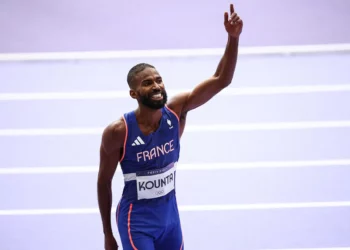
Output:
(127, 63), (155, 89)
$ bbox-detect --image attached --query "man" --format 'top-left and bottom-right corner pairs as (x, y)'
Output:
(97, 4), (243, 250)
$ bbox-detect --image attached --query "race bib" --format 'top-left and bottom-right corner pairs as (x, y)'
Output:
(136, 162), (176, 200)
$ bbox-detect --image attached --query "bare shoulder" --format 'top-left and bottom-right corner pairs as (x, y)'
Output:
(101, 117), (126, 154)
(166, 91), (191, 119)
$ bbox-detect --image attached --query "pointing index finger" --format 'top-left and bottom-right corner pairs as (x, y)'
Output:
(230, 3), (234, 14)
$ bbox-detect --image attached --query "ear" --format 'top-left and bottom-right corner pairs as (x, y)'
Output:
(129, 89), (137, 99)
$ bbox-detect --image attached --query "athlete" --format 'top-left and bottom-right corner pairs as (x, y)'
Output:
(97, 4), (243, 250)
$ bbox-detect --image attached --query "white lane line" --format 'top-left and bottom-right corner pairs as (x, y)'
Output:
(1, 43), (349, 62)
(0, 166), (98, 174)
(260, 248), (350, 250)
(1, 120), (350, 136)
(1, 201), (349, 216)
(261, 248), (350, 250)
(1, 84), (350, 101)
(180, 201), (350, 211)
(1, 159), (350, 174)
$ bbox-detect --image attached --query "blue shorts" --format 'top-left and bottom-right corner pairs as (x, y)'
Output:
(116, 193), (184, 250)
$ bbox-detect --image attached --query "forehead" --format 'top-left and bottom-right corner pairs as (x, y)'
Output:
(136, 67), (160, 82)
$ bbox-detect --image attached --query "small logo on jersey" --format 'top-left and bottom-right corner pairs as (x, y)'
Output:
(167, 119), (173, 129)
(132, 136), (145, 146)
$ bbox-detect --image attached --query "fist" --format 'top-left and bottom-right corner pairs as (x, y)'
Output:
(224, 4), (243, 38)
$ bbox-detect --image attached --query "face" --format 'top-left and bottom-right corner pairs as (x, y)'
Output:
(131, 67), (168, 110)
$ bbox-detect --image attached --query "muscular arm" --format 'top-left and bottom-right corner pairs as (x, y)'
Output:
(168, 4), (242, 116)
(97, 119), (125, 237)
(182, 35), (239, 112)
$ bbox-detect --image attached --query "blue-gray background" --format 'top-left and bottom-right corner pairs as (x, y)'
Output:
(1, 0), (350, 249)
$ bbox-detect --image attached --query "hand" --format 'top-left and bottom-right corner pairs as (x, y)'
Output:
(224, 4), (243, 38)
(105, 234), (119, 250)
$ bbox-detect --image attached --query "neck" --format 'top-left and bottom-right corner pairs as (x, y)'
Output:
(135, 105), (163, 127)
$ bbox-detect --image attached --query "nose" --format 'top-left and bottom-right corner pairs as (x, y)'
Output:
(152, 82), (161, 91)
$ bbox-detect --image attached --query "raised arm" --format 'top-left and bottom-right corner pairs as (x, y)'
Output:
(97, 119), (125, 250)
(168, 4), (243, 115)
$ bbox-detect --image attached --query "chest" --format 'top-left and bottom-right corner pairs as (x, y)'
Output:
(138, 123), (159, 137)
(126, 123), (178, 163)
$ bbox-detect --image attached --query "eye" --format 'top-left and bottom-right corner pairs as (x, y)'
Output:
(143, 80), (152, 86)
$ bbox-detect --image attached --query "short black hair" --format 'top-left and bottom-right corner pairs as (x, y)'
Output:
(127, 63), (155, 89)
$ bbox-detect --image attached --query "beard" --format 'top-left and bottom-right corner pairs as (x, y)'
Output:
(139, 90), (168, 110)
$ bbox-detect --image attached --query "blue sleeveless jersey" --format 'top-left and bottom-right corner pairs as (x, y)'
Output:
(119, 105), (180, 203)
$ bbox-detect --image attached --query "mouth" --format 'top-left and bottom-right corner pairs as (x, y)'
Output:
(150, 92), (163, 101)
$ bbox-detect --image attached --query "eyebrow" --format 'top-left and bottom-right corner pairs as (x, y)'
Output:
(141, 76), (162, 83)
(141, 78), (152, 84)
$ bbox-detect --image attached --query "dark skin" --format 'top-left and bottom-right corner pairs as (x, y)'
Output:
(97, 4), (243, 249)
